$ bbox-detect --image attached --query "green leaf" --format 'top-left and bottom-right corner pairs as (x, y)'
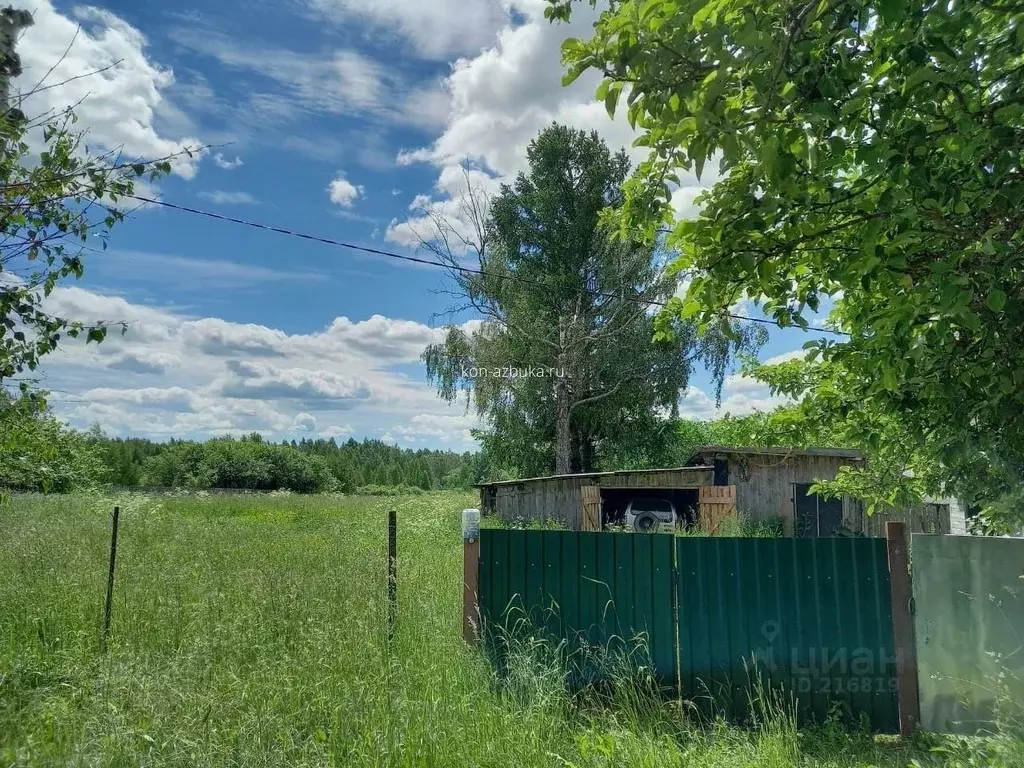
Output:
(987, 290), (1007, 313)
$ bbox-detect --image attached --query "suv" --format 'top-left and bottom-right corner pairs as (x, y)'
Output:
(625, 497), (677, 532)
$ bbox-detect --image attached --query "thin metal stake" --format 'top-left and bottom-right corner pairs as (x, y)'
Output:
(387, 508), (397, 644)
(101, 505), (120, 653)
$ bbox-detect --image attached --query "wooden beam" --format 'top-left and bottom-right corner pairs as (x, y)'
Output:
(886, 521), (920, 736)
(463, 509), (481, 645)
(463, 538), (480, 644)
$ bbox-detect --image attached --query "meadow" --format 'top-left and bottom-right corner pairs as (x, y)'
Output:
(0, 492), (991, 766)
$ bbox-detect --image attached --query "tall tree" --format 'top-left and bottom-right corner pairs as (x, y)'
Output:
(551, 0), (1024, 520)
(422, 124), (764, 476)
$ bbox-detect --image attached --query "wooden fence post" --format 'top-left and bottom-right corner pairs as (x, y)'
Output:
(100, 505), (120, 654)
(387, 509), (397, 644)
(463, 509), (480, 644)
(886, 521), (920, 736)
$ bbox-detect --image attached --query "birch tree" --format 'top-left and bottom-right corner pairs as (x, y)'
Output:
(420, 124), (764, 476)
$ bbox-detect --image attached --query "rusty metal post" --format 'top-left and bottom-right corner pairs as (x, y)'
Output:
(886, 521), (920, 736)
(462, 508), (480, 644)
(101, 505), (120, 653)
(387, 509), (397, 644)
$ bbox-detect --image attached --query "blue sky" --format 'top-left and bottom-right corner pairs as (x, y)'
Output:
(10, 0), (834, 450)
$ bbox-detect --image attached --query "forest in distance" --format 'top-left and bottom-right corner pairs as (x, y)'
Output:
(2, 386), (790, 495)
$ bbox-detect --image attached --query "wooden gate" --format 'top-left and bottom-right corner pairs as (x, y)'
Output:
(699, 485), (737, 534)
(579, 484), (601, 531)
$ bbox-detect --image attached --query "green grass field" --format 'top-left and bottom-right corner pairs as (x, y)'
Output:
(0, 492), (990, 766)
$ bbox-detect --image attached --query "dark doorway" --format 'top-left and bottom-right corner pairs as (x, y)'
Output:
(794, 483), (844, 537)
(601, 487), (699, 529)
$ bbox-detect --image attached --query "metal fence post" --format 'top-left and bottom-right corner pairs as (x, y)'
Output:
(886, 521), (921, 735)
(100, 505), (120, 653)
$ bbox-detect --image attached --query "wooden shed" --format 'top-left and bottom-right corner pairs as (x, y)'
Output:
(477, 445), (964, 536)
(477, 466), (714, 530)
(685, 445), (962, 536)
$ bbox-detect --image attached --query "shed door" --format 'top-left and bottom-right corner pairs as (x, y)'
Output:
(699, 485), (737, 534)
(794, 483), (843, 537)
(580, 485), (601, 531)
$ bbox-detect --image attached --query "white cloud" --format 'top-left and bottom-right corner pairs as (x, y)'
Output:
(292, 412), (317, 432)
(670, 186), (707, 221)
(328, 176), (364, 208)
(397, 2), (642, 176)
(221, 360), (373, 404)
(678, 375), (789, 420)
(198, 190), (259, 205)
(37, 286), (476, 446)
(382, 412), (479, 446)
(394, 2), (719, 251)
(764, 349), (807, 366)
(305, 0), (508, 59)
(385, 164), (499, 251)
(11, 1), (204, 178)
(213, 153), (243, 169)
(321, 424), (354, 440)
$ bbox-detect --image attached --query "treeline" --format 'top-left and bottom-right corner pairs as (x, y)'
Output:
(96, 433), (487, 493)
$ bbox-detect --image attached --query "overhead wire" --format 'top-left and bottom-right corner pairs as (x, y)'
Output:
(123, 193), (849, 337)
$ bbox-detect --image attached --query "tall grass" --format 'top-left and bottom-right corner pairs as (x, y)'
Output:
(0, 492), (961, 766)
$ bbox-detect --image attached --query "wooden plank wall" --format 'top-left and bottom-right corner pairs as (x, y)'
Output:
(493, 478), (587, 528)
(489, 468), (715, 529)
(723, 453), (851, 533)
(844, 501), (951, 537)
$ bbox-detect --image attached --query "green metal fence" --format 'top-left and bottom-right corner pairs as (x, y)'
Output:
(479, 530), (677, 681)
(676, 537), (898, 731)
(478, 530), (899, 732)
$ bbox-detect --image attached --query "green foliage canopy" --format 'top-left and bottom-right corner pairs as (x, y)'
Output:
(0, 108), (175, 381)
(550, 0), (1024, 520)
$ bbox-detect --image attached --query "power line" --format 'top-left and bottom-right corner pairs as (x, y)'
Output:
(124, 193), (849, 337)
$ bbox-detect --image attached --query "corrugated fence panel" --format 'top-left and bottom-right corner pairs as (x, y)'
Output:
(479, 530), (898, 732)
(479, 530), (677, 684)
(676, 537), (899, 732)
(913, 534), (1024, 735)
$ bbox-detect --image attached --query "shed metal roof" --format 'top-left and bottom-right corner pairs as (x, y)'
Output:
(689, 444), (865, 459)
(474, 464), (715, 488)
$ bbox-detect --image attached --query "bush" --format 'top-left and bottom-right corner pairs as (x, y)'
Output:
(140, 438), (337, 493)
(0, 392), (105, 494)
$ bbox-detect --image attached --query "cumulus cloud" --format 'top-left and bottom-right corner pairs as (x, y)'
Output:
(181, 319), (290, 358)
(11, 1), (204, 177)
(37, 286), (475, 445)
(328, 176), (364, 208)
(321, 424), (354, 440)
(385, 164), (499, 251)
(382, 412), (479, 446)
(393, 2), (720, 255)
(292, 412), (317, 432)
(221, 360), (373, 404)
